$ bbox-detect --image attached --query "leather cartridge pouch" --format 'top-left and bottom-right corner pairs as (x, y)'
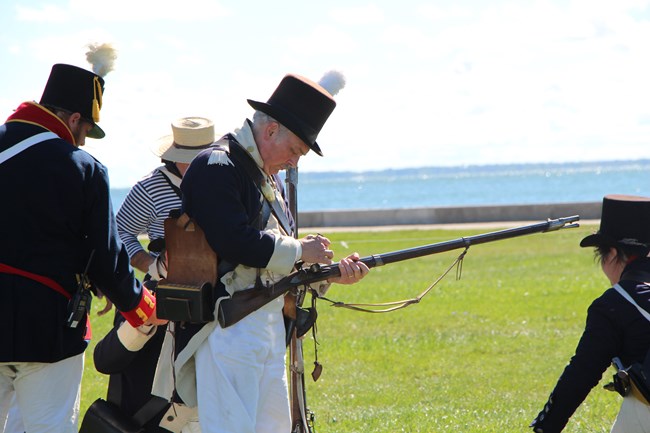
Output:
(79, 398), (142, 433)
(156, 213), (218, 323)
(608, 357), (650, 406)
(627, 363), (650, 405)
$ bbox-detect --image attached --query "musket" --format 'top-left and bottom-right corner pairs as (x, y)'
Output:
(218, 215), (580, 329)
(285, 166), (313, 433)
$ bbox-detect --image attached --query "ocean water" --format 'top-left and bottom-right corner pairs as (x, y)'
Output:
(110, 159), (649, 212)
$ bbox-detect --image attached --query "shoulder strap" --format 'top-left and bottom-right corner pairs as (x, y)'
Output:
(613, 283), (650, 322)
(106, 372), (123, 406)
(0, 131), (58, 165)
(132, 395), (170, 426)
(224, 137), (263, 185)
(157, 167), (182, 199)
(105, 354), (169, 427)
(201, 138), (274, 276)
(227, 139), (293, 235)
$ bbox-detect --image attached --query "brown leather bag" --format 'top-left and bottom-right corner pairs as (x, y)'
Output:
(155, 213), (218, 323)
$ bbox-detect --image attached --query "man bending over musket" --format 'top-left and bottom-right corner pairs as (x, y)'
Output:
(172, 73), (368, 433)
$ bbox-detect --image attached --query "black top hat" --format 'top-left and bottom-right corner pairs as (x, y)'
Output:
(39, 64), (106, 139)
(247, 74), (337, 156)
(580, 194), (650, 251)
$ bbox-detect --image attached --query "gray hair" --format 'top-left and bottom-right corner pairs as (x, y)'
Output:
(251, 110), (290, 140)
(252, 110), (274, 125)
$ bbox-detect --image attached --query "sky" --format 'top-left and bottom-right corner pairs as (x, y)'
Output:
(2, 0), (650, 188)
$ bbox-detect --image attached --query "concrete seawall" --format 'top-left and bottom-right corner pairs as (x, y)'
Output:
(298, 201), (600, 228)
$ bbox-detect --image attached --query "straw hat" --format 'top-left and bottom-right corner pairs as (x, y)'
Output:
(580, 194), (650, 252)
(152, 117), (216, 163)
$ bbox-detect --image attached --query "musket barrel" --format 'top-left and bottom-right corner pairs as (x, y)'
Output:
(319, 215), (580, 279)
(218, 215), (580, 328)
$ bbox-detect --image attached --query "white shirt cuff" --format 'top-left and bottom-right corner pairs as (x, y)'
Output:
(116, 321), (157, 352)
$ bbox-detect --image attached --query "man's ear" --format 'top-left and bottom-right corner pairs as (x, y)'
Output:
(67, 112), (83, 128)
(607, 247), (618, 263)
(267, 121), (279, 138)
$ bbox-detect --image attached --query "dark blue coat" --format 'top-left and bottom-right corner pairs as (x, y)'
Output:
(93, 132), (297, 424)
(532, 257), (650, 432)
(94, 313), (169, 431)
(174, 133), (290, 353)
(181, 138), (276, 269)
(0, 121), (144, 363)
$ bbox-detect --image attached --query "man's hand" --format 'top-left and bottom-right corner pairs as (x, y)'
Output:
(94, 288), (114, 316)
(299, 234), (334, 264)
(130, 250), (155, 274)
(328, 252), (369, 285)
(144, 307), (169, 326)
(299, 235), (368, 284)
(97, 299), (113, 316)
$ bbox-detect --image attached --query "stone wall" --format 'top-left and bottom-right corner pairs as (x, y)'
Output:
(298, 201), (600, 228)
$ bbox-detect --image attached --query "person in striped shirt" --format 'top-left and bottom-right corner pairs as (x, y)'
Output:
(116, 117), (217, 280)
(92, 118), (217, 432)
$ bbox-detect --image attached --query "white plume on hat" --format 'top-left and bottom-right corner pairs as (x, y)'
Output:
(318, 70), (346, 96)
(85, 43), (117, 77)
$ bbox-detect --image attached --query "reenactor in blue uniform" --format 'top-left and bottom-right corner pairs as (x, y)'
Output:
(173, 73), (368, 433)
(531, 195), (650, 433)
(0, 51), (164, 432)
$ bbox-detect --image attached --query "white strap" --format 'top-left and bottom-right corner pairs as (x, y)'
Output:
(157, 166), (182, 189)
(0, 131), (58, 165)
(614, 283), (650, 322)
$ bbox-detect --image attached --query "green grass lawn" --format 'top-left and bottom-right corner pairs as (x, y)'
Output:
(81, 222), (621, 433)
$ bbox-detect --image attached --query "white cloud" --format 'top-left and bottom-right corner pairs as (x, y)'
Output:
(416, 4), (473, 22)
(15, 4), (69, 23)
(329, 4), (385, 25)
(21, 31), (117, 65)
(284, 25), (359, 57)
(4, 0), (650, 187)
(12, 0), (230, 24)
(69, 0), (230, 22)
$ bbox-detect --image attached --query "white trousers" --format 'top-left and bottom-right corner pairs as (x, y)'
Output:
(0, 391), (23, 433)
(0, 353), (84, 433)
(195, 300), (290, 433)
(611, 395), (650, 433)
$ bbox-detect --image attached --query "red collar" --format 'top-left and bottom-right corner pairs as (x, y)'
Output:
(6, 102), (75, 145)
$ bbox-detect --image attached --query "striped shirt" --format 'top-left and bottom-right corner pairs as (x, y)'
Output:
(116, 167), (182, 259)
